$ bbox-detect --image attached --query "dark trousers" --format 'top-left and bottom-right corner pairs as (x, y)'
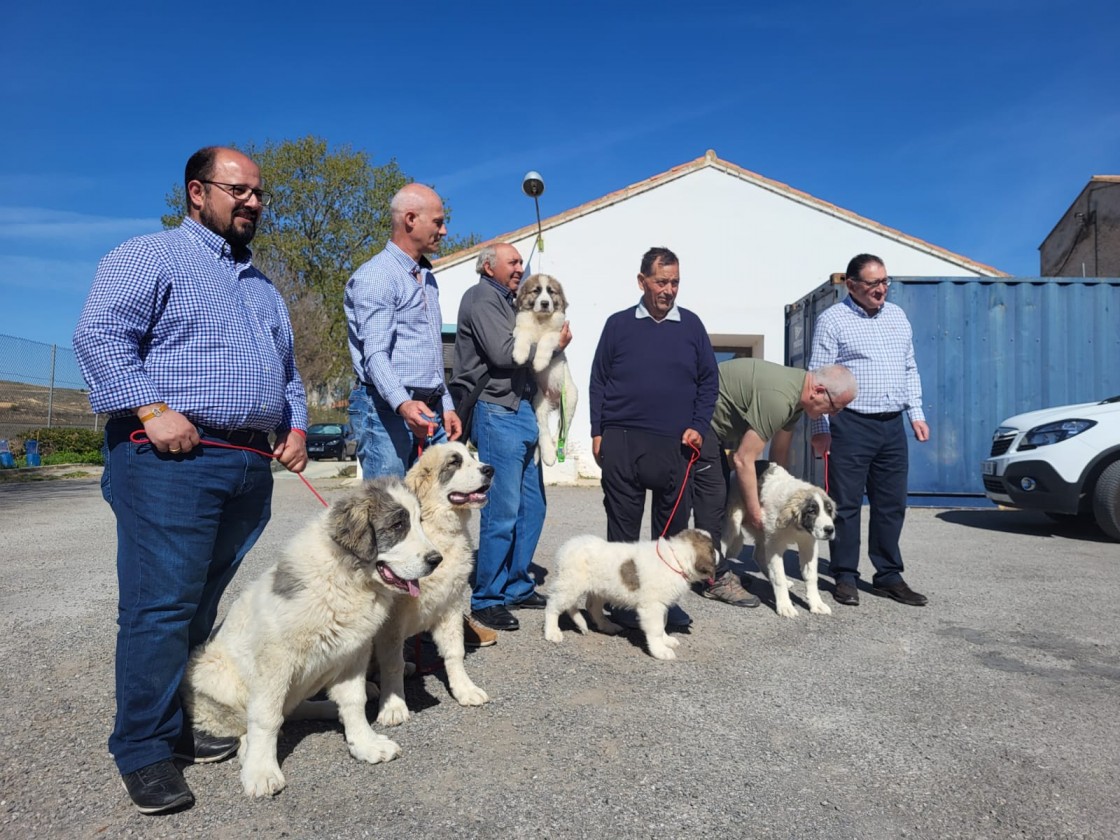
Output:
(827, 411), (909, 587)
(690, 432), (732, 575)
(599, 427), (694, 543)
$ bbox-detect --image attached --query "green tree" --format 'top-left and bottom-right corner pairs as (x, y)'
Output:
(162, 136), (479, 402)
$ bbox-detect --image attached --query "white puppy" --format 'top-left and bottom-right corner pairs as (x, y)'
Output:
(544, 529), (717, 660)
(511, 273), (578, 465)
(372, 442), (494, 726)
(181, 479), (442, 797)
(723, 461), (836, 618)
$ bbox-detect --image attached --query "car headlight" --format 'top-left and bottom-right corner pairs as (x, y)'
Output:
(1019, 419), (1096, 449)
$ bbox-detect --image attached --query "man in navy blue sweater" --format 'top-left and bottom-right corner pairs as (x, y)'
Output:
(589, 247), (718, 629)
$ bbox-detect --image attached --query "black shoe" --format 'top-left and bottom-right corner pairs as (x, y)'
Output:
(511, 592), (547, 610)
(471, 605), (520, 631)
(173, 727), (240, 764)
(833, 581), (860, 606)
(121, 760), (194, 815)
(666, 604), (692, 630)
(872, 580), (928, 607)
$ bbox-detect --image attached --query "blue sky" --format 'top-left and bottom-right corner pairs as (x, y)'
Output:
(2, 0), (1118, 349)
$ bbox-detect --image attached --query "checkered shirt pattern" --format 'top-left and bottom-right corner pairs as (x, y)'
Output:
(808, 296), (925, 436)
(73, 218), (308, 432)
(344, 241), (451, 411)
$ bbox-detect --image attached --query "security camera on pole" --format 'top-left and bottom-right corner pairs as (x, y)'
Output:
(522, 171), (545, 258)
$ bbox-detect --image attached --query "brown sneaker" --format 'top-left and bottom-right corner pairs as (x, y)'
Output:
(701, 571), (761, 607)
(464, 615), (498, 648)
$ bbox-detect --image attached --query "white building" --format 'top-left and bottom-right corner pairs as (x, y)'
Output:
(433, 150), (1005, 480)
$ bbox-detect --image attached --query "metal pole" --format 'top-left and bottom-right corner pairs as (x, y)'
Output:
(47, 344), (57, 429)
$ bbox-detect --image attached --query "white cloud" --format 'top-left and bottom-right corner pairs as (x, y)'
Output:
(0, 253), (99, 293)
(0, 206), (161, 246)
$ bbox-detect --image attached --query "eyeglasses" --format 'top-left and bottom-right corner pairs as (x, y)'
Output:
(199, 180), (273, 207)
(824, 389), (839, 413)
(850, 276), (892, 289)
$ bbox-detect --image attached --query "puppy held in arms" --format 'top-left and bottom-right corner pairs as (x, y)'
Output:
(544, 529), (717, 660)
(511, 273), (578, 466)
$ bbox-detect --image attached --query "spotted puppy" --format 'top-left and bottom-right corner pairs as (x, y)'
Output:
(543, 529), (717, 660)
(510, 273), (577, 465)
(723, 461), (837, 618)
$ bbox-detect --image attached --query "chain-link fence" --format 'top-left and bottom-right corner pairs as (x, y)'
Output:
(0, 334), (103, 443)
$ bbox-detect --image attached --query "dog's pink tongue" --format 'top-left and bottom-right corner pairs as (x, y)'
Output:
(407, 580), (420, 598)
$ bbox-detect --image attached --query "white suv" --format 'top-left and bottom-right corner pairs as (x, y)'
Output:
(981, 396), (1120, 540)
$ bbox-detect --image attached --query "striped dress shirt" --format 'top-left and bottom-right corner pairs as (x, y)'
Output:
(73, 218), (307, 432)
(344, 241), (451, 412)
(808, 295), (925, 436)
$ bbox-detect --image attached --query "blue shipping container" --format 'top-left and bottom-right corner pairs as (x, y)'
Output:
(785, 276), (1120, 506)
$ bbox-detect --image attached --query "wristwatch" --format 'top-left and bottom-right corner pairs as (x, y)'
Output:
(138, 402), (170, 423)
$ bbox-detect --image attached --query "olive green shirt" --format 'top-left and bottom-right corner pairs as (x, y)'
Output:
(708, 358), (806, 448)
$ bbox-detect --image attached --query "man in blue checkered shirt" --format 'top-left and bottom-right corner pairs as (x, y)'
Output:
(74, 147), (308, 814)
(345, 183), (462, 478)
(808, 253), (930, 609)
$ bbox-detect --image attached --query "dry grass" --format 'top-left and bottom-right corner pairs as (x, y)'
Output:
(0, 379), (102, 441)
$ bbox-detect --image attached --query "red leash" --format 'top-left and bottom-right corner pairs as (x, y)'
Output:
(415, 421), (436, 459)
(824, 451), (830, 495)
(655, 438), (701, 580)
(128, 430), (329, 508)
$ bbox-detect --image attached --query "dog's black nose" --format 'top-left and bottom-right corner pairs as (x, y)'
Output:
(425, 550), (443, 568)
(481, 464), (495, 478)
(823, 526), (835, 539)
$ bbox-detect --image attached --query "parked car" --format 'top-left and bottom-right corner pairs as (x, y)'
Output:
(981, 396), (1120, 540)
(305, 423), (357, 461)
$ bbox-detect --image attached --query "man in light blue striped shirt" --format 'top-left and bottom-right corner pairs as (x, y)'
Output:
(345, 183), (462, 478)
(74, 147), (308, 814)
(809, 254), (930, 609)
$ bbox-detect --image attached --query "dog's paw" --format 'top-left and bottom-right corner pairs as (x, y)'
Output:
(349, 734), (407, 766)
(649, 646), (677, 661)
(348, 734), (402, 765)
(544, 624), (564, 643)
(664, 635), (681, 649)
(809, 600), (832, 615)
(776, 602), (799, 619)
(452, 683), (489, 707)
(376, 697), (410, 727)
(241, 763), (286, 798)
(532, 356), (550, 373)
(540, 447), (557, 466)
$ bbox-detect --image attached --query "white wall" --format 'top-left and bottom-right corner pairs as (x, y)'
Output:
(435, 166), (990, 480)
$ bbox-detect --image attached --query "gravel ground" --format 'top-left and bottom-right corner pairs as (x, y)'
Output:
(1, 470), (1118, 839)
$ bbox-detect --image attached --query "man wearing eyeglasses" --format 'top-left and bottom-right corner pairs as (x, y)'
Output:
(74, 146), (308, 814)
(345, 183), (462, 479)
(808, 253), (930, 608)
(692, 358), (857, 607)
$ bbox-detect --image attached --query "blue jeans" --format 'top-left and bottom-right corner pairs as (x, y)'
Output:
(470, 400), (546, 610)
(349, 386), (449, 479)
(101, 420), (273, 775)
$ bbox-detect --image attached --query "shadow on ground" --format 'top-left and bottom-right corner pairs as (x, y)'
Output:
(936, 507), (1111, 543)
